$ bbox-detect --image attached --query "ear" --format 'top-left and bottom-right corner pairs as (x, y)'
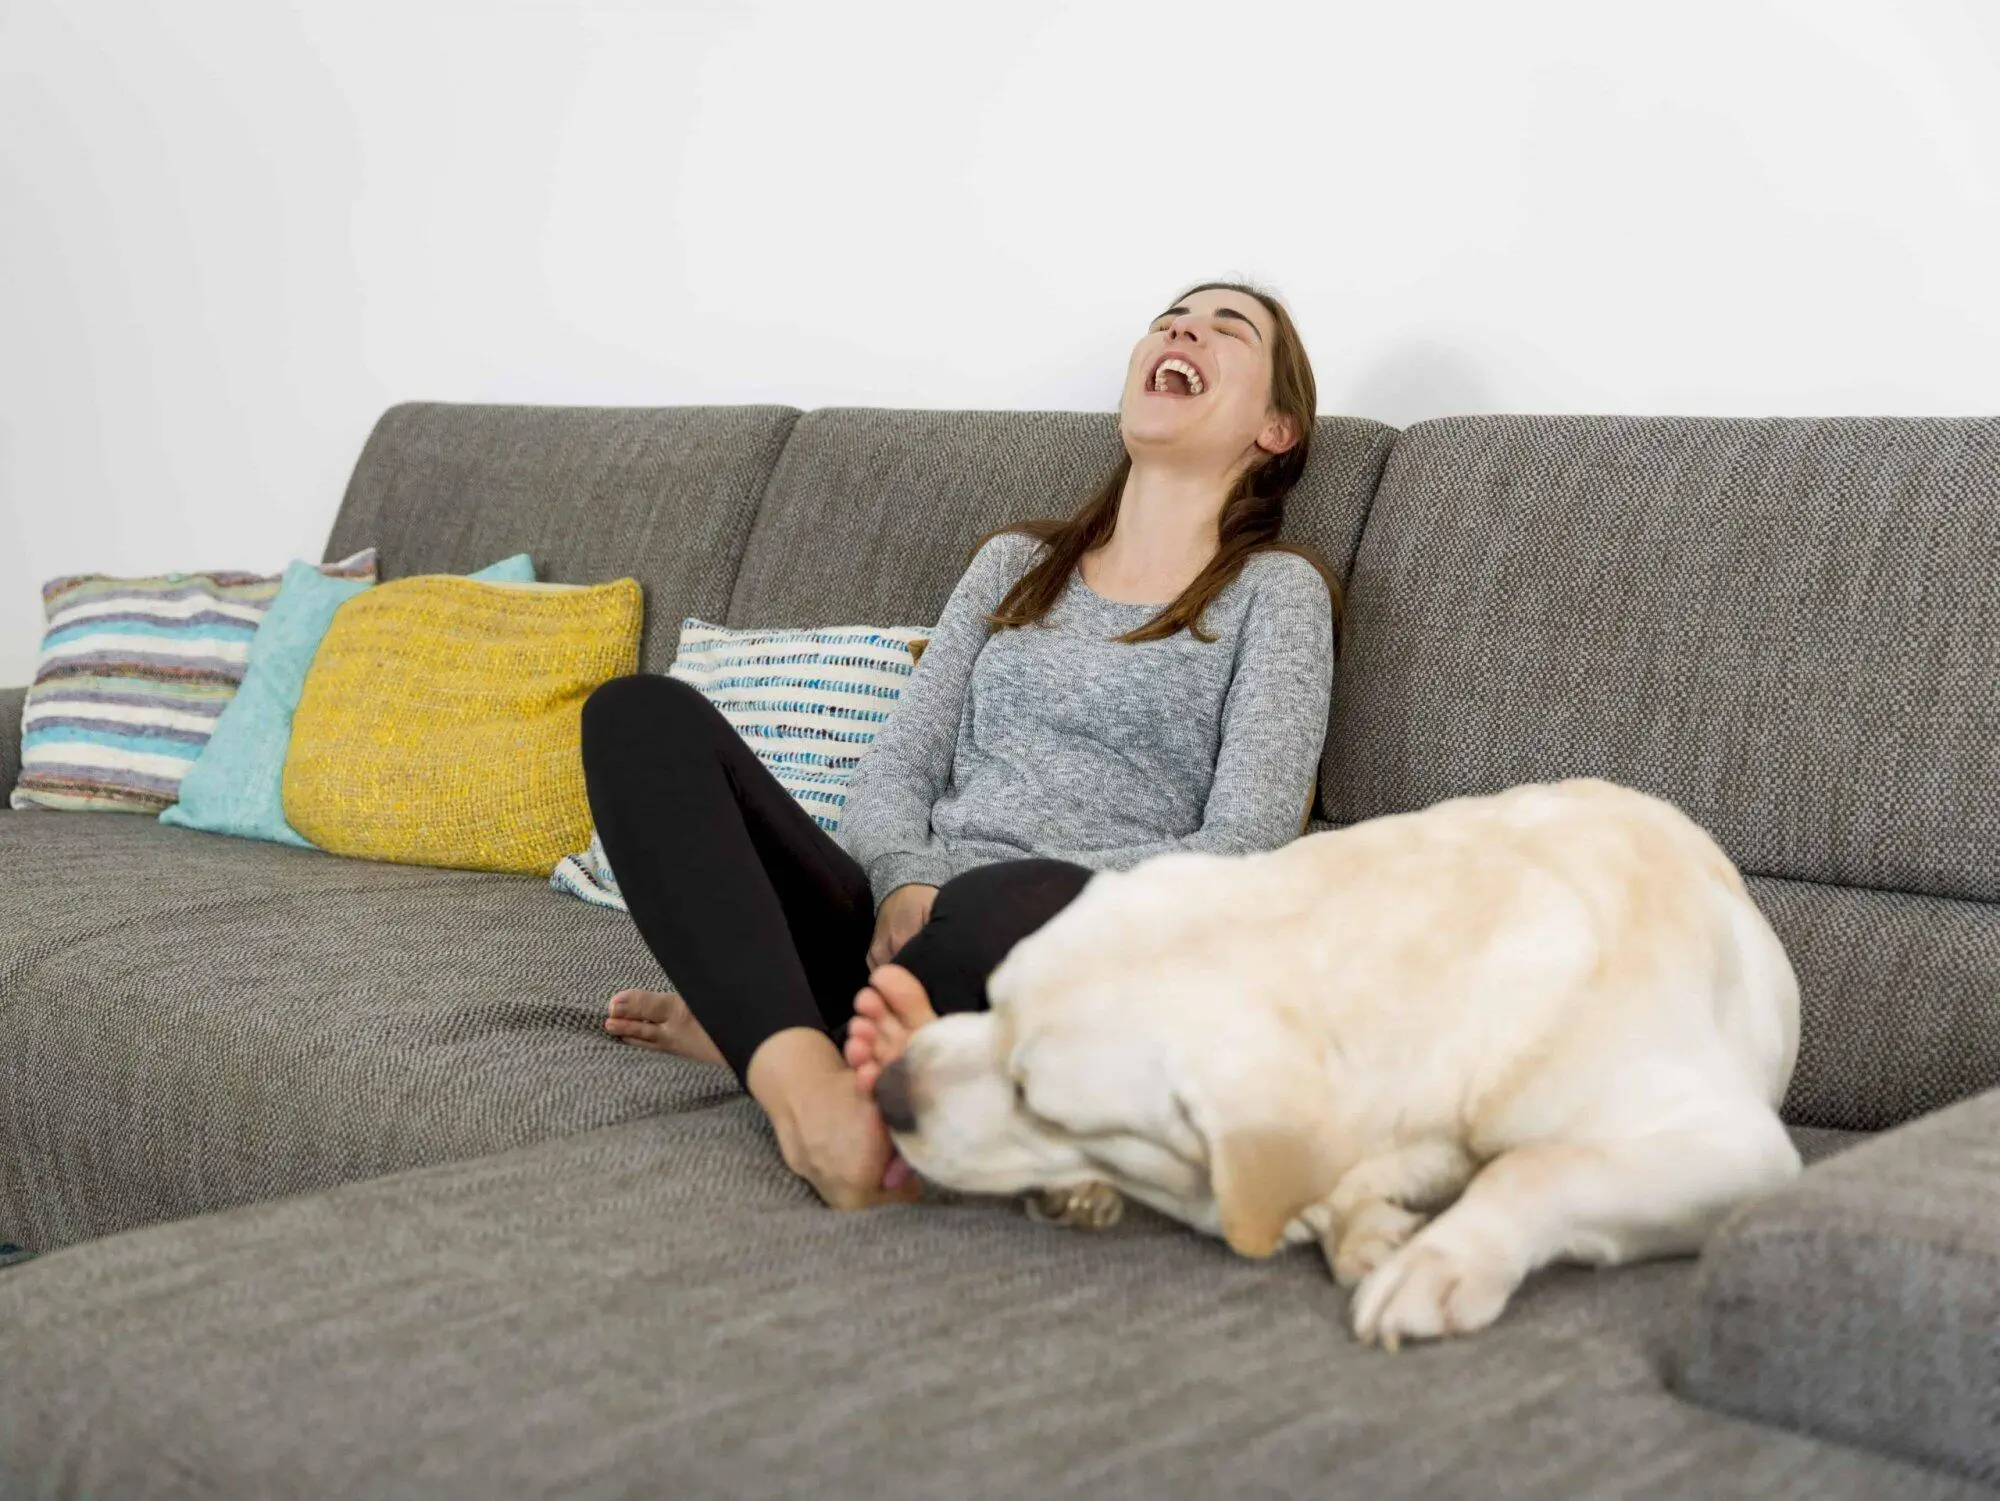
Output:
(1176, 1034), (1341, 1259)
(1256, 411), (1301, 458)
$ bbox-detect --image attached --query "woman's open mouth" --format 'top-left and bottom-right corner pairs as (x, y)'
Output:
(1146, 354), (1207, 398)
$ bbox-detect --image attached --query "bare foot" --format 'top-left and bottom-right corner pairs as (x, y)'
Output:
(748, 1028), (924, 1209)
(604, 988), (725, 1067)
(841, 964), (939, 1095)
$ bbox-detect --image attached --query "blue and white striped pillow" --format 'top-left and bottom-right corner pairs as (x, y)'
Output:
(550, 617), (931, 912)
(11, 550), (378, 814)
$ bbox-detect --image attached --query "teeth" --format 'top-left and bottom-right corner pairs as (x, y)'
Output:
(1152, 357), (1205, 395)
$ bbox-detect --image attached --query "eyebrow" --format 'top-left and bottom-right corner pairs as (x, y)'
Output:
(1154, 303), (1264, 341)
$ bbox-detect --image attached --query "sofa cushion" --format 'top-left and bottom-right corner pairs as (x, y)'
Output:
(4, 1115), (1967, 1501)
(283, 575), (643, 876)
(10, 549), (378, 815)
(1323, 415), (2000, 906)
(0, 810), (734, 1251)
(1674, 1087), (2000, 1486)
(1748, 873), (2000, 1131)
(666, 616), (937, 834)
(322, 403), (799, 672)
(724, 408), (1394, 634)
(161, 552), (535, 849)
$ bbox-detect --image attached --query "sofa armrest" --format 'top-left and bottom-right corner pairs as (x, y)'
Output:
(0, 685), (23, 806)
(1672, 1087), (2000, 1484)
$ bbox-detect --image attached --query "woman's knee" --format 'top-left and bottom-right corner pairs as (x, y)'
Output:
(582, 674), (714, 753)
(931, 858), (1094, 927)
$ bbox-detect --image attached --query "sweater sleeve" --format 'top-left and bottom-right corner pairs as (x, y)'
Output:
(1039, 553), (1335, 872)
(837, 532), (1038, 908)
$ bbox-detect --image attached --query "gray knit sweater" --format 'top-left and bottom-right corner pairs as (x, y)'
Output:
(837, 531), (1336, 909)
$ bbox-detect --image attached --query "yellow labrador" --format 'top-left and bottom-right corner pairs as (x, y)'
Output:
(876, 778), (1802, 1350)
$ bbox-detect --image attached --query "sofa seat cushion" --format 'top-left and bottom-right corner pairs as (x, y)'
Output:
(1675, 1087), (2000, 1486)
(0, 810), (733, 1252)
(0, 1115), (1956, 1501)
(4, 1116), (1974, 1501)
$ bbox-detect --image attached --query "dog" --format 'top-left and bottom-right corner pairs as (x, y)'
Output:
(875, 777), (1802, 1350)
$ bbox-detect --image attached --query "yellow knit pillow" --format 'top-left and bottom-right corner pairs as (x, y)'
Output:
(283, 575), (643, 876)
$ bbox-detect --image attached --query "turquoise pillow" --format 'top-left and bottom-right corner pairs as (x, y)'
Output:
(162, 553), (535, 846)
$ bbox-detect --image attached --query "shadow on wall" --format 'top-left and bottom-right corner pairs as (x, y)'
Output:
(1332, 338), (1506, 429)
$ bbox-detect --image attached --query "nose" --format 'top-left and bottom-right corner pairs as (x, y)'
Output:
(1165, 313), (1204, 344)
(875, 1058), (918, 1135)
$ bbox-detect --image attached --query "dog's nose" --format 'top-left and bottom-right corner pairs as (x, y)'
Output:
(875, 1058), (918, 1135)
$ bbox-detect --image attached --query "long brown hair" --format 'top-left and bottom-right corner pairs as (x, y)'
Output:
(974, 280), (1343, 653)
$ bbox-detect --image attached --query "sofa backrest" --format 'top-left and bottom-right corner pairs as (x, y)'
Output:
(316, 400), (1997, 1132)
(324, 402), (798, 670)
(1319, 413), (2000, 1130)
(724, 406), (1397, 640)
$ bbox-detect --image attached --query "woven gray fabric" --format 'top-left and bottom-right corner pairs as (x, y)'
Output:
(323, 402), (799, 672)
(1674, 1088), (2000, 1485)
(6, 1111), (1974, 1501)
(1322, 415), (2000, 905)
(0, 811), (734, 1252)
(0, 684), (21, 804)
(1752, 873), (2000, 1130)
(724, 408), (1394, 633)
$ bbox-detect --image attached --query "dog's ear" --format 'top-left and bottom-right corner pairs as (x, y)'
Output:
(1209, 1124), (1337, 1258)
(1176, 1033), (1341, 1259)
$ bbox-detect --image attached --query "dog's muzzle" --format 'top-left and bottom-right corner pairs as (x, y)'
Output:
(875, 1058), (918, 1134)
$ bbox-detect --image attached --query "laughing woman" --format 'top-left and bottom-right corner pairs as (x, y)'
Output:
(581, 281), (1340, 1209)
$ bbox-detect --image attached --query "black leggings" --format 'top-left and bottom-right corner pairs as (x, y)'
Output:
(580, 674), (1093, 1084)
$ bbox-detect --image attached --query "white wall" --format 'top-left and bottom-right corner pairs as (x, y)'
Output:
(3, 0), (1997, 684)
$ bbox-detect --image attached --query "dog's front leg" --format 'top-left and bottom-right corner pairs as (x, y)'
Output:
(1350, 1110), (1800, 1350)
(1311, 1140), (1478, 1287)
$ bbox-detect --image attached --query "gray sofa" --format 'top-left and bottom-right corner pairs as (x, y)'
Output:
(1, 403), (1995, 1499)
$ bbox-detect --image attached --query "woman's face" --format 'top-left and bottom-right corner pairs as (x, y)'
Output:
(1118, 287), (1297, 474)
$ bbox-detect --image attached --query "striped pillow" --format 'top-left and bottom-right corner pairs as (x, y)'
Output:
(10, 550), (377, 814)
(550, 617), (931, 911)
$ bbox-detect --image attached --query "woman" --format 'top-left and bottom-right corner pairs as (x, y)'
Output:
(581, 281), (1340, 1210)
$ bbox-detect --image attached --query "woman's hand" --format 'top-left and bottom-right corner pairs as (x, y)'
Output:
(868, 883), (938, 969)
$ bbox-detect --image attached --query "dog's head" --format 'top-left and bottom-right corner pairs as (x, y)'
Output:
(878, 856), (1342, 1257)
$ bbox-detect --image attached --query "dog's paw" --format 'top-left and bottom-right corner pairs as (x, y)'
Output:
(1349, 1238), (1520, 1352)
(1026, 1182), (1124, 1230)
(1325, 1202), (1425, 1288)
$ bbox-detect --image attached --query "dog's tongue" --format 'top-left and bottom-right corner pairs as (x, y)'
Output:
(882, 1153), (914, 1191)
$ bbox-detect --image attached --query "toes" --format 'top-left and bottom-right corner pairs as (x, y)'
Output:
(872, 1010), (910, 1056)
(854, 987), (886, 1021)
(873, 1030), (908, 1070)
(609, 988), (678, 1023)
(1076, 1182), (1124, 1228)
(868, 964), (939, 1030)
(1330, 1229), (1401, 1289)
(1350, 1240), (1519, 1352)
(842, 1031), (884, 1094)
(605, 1018), (671, 1053)
(1327, 1203), (1426, 1288)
